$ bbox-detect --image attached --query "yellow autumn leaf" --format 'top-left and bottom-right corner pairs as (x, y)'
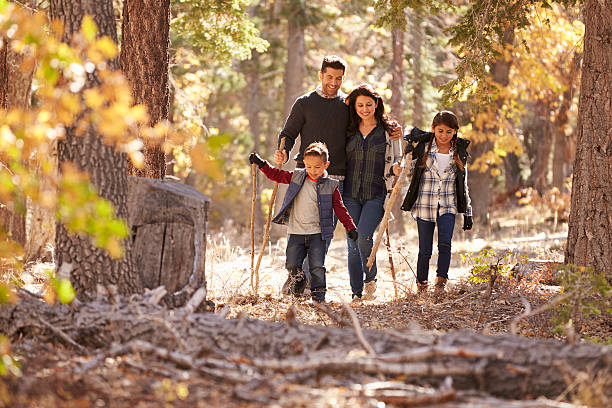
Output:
(84, 88), (105, 109)
(95, 36), (118, 59)
(81, 15), (98, 42)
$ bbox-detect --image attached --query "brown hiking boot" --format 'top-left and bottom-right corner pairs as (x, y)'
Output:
(434, 277), (447, 299)
(416, 281), (428, 296)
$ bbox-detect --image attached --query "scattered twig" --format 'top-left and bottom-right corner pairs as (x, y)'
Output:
(36, 316), (87, 353)
(510, 292), (572, 335)
(342, 302), (376, 355)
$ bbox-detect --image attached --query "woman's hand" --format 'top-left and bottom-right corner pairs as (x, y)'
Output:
(392, 163), (402, 176)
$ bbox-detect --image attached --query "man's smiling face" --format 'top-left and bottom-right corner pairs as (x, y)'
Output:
(319, 67), (344, 98)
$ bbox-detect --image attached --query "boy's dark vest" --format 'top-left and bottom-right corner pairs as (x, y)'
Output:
(400, 133), (470, 213)
(273, 169), (338, 241)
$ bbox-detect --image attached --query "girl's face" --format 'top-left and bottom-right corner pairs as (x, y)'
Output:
(432, 123), (457, 147)
(355, 95), (377, 122)
(303, 155), (329, 180)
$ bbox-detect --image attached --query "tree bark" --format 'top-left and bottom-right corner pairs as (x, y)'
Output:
(49, 0), (139, 299)
(0, 17), (35, 247)
(390, 28), (405, 235)
(120, 0), (170, 179)
(243, 52), (265, 233)
(470, 25), (515, 221)
(275, 13), (305, 239)
(552, 52), (581, 191)
(411, 12), (424, 128)
(565, 0), (612, 277)
(528, 99), (554, 194)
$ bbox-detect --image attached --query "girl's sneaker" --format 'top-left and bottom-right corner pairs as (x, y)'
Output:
(363, 280), (377, 300)
(350, 294), (362, 304)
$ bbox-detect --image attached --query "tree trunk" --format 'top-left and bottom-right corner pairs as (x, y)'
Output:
(503, 153), (522, 192)
(565, 0), (612, 277)
(390, 28), (405, 235)
(243, 51), (265, 233)
(470, 25), (515, 222)
(552, 52), (581, 191)
(0, 21), (34, 247)
(4, 292), (612, 401)
(528, 99), (553, 194)
(274, 14), (304, 239)
(411, 12), (424, 128)
(49, 0), (139, 299)
(120, 0), (170, 179)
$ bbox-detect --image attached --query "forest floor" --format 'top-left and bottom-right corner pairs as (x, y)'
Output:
(4, 202), (612, 407)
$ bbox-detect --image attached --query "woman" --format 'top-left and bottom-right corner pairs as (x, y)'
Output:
(343, 84), (402, 301)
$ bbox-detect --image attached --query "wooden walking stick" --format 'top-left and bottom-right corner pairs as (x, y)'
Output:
(250, 163), (257, 291)
(252, 138), (286, 295)
(366, 152), (411, 273)
(384, 226), (398, 297)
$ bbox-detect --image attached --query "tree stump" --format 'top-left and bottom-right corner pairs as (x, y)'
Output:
(127, 176), (210, 307)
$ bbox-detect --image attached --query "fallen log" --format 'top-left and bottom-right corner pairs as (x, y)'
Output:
(1, 290), (611, 400)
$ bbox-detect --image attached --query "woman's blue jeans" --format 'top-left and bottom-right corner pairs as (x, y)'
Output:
(344, 195), (385, 297)
(416, 212), (455, 284)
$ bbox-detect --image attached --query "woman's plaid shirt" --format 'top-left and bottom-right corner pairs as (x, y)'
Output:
(408, 140), (472, 222)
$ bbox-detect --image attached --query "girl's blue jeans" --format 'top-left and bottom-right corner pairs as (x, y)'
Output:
(344, 195), (385, 297)
(416, 212), (455, 284)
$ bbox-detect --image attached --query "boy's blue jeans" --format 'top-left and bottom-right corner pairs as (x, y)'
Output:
(344, 195), (385, 297)
(416, 212), (455, 284)
(287, 233), (327, 300)
(301, 180), (343, 289)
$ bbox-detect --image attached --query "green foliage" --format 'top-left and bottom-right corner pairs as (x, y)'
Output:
(551, 265), (612, 338)
(171, 0), (269, 62)
(462, 248), (520, 284)
(374, 0), (452, 28)
(443, 0), (581, 105)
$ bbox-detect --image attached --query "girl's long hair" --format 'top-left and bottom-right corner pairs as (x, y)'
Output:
(420, 111), (464, 171)
(345, 84), (393, 137)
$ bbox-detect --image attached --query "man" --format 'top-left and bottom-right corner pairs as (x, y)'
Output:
(274, 55), (401, 297)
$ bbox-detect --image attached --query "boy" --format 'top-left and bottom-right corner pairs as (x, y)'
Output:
(249, 142), (358, 303)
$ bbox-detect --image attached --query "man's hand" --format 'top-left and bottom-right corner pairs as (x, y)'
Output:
(249, 152), (266, 168)
(388, 120), (403, 141)
(463, 215), (473, 231)
(347, 229), (358, 241)
(274, 150), (287, 167)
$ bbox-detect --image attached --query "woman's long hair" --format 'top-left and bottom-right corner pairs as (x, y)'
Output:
(345, 84), (393, 137)
(420, 111), (464, 171)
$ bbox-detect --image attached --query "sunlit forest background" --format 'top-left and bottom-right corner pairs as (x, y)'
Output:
(167, 1), (583, 238)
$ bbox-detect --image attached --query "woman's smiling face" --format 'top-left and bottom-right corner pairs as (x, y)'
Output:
(355, 95), (377, 122)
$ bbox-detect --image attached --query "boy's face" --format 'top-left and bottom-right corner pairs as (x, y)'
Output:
(303, 155), (329, 180)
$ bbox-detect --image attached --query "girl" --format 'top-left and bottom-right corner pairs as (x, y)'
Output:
(343, 84), (402, 302)
(400, 111), (473, 298)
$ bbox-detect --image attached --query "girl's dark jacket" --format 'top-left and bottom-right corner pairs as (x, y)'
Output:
(400, 127), (471, 213)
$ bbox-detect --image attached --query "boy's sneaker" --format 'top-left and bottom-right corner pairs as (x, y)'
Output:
(350, 294), (362, 304)
(281, 269), (306, 296)
(311, 290), (325, 303)
(363, 280), (377, 300)
(294, 274), (309, 297)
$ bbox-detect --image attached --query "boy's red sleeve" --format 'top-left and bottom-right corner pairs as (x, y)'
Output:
(260, 163), (293, 184)
(332, 188), (356, 231)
